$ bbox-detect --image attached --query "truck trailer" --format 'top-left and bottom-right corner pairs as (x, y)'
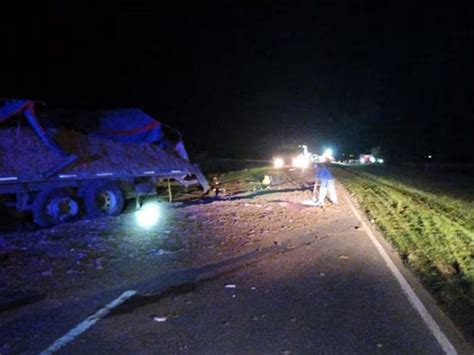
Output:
(0, 99), (209, 227)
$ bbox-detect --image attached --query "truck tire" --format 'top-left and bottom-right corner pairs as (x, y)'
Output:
(32, 188), (80, 227)
(83, 182), (124, 218)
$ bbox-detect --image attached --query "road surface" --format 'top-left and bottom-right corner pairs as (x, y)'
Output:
(0, 170), (470, 354)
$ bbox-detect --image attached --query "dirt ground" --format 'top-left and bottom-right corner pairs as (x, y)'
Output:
(0, 169), (336, 303)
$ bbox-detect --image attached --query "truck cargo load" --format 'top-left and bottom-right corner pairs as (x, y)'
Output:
(0, 99), (209, 227)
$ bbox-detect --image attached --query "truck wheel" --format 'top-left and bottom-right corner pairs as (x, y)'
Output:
(83, 182), (124, 218)
(32, 188), (80, 227)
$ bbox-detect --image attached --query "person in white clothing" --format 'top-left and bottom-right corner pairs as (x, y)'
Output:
(313, 163), (338, 206)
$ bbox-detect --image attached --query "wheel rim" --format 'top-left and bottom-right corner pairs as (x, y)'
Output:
(48, 197), (79, 222)
(96, 190), (118, 213)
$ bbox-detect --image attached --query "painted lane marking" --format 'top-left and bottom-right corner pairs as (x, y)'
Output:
(0, 176), (18, 181)
(344, 195), (457, 355)
(40, 290), (137, 354)
(96, 172), (114, 177)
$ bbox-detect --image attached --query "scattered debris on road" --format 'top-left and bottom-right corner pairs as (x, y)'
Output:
(0, 168), (346, 307)
(152, 316), (168, 322)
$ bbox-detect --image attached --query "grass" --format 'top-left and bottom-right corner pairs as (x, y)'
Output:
(217, 166), (271, 184)
(333, 165), (474, 336)
(154, 166), (274, 201)
(207, 166), (274, 194)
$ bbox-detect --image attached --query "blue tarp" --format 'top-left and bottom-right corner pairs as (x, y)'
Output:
(1, 100), (190, 161)
(91, 109), (189, 160)
(92, 109), (164, 144)
(0, 99), (32, 122)
(0, 99), (69, 157)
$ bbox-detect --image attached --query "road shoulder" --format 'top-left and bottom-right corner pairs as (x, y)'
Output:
(342, 186), (472, 354)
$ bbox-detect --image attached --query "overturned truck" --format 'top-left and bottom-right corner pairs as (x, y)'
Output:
(0, 99), (209, 227)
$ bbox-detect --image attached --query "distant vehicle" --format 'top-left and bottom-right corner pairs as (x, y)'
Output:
(0, 99), (209, 227)
(272, 145), (337, 169)
(359, 154), (383, 164)
(273, 145), (316, 169)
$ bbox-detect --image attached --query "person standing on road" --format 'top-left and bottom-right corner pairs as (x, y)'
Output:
(313, 162), (338, 206)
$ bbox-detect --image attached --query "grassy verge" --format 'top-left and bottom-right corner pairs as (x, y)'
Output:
(154, 166), (274, 201)
(212, 166), (274, 194)
(333, 165), (474, 337)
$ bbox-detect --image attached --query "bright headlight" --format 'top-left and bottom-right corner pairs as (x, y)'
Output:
(136, 202), (160, 228)
(292, 154), (310, 169)
(273, 157), (284, 169)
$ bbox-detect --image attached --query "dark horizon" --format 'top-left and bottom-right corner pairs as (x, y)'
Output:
(2, 1), (473, 162)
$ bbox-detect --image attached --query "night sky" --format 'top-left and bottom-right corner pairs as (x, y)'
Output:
(2, 1), (473, 161)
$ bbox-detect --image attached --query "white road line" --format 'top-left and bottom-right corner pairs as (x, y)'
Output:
(0, 176), (18, 181)
(40, 290), (137, 355)
(344, 195), (457, 355)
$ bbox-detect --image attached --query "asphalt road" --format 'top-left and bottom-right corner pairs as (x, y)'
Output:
(1, 172), (470, 354)
(50, 196), (464, 354)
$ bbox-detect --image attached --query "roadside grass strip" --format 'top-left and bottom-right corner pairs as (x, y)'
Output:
(334, 166), (474, 335)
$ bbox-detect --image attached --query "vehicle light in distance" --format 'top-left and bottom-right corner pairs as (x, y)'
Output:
(292, 154), (310, 169)
(322, 148), (334, 161)
(273, 157), (284, 169)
